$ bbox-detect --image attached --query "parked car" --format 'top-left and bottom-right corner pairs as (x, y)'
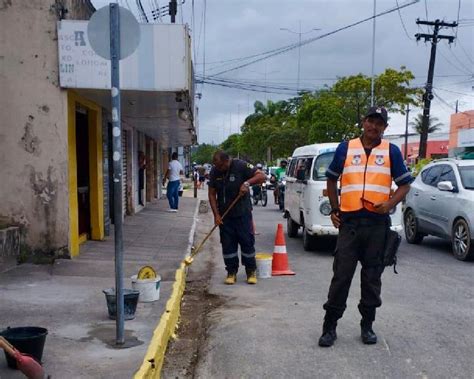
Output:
(404, 158), (474, 261)
(284, 143), (404, 250)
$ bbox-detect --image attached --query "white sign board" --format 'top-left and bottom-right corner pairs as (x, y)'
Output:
(458, 128), (474, 148)
(58, 21), (189, 91)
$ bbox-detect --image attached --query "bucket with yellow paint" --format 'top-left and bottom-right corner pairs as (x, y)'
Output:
(256, 253), (273, 278)
(131, 275), (161, 302)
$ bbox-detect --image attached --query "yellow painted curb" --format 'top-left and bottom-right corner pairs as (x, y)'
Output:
(134, 262), (188, 379)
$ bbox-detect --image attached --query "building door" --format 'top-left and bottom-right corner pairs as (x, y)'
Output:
(75, 109), (91, 238)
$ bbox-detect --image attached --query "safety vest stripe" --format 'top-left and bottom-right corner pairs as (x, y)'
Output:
(340, 184), (391, 194)
(347, 148), (365, 155)
(274, 245), (287, 253)
(342, 166), (391, 175)
(371, 148), (389, 155)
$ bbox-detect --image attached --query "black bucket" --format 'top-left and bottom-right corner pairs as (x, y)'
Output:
(103, 288), (140, 320)
(0, 326), (48, 369)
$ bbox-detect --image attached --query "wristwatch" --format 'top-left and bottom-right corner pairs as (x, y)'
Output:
(243, 181), (250, 187)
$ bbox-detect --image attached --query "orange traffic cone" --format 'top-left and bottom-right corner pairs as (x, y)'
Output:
(272, 223), (295, 276)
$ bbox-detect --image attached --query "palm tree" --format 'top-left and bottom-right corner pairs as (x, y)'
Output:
(410, 113), (443, 134)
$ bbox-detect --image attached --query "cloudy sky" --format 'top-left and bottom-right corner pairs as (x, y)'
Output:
(93, 0), (474, 144)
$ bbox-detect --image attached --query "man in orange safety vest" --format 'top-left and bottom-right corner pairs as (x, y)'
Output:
(319, 106), (412, 347)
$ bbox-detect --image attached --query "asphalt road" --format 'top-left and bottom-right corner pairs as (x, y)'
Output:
(194, 203), (474, 379)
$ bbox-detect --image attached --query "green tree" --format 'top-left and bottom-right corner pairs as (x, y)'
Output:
(191, 143), (218, 164)
(410, 113), (443, 134)
(220, 133), (242, 157)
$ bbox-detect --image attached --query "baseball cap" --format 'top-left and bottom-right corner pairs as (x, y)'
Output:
(365, 106), (388, 125)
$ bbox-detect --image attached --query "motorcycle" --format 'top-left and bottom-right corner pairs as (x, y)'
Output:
(252, 183), (268, 207)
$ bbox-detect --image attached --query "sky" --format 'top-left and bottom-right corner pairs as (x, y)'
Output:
(92, 0), (474, 144)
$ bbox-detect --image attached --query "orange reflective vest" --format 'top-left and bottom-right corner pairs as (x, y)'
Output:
(340, 138), (391, 213)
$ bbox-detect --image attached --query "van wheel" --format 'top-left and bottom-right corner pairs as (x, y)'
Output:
(303, 228), (316, 251)
(404, 209), (424, 244)
(287, 217), (299, 238)
(452, 218), (474, 261)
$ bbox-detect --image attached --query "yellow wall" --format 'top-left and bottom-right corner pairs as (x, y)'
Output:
(68, 91), (105, 257)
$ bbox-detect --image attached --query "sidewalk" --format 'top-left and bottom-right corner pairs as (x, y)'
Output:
(0, 194), (198, 379)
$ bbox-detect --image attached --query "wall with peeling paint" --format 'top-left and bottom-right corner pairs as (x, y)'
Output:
(0, 1), (94, 255)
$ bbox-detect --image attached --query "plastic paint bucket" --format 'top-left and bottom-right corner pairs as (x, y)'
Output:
(131, 274), (161, 302)
(256, 253), (273, 278)
(0, 327), (48, 369)
(103, 288), (140, 320)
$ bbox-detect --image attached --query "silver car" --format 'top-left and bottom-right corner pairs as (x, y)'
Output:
(404, 158), (474, 261)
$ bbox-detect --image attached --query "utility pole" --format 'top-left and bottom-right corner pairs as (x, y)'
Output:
(169, 0), (177, 23)
(280, 21), (320, 92)
(455, 100), (459, 113)
(370, 0), (376, 106)
(404, 103), (410, 161)
(415, 19), (456, 159)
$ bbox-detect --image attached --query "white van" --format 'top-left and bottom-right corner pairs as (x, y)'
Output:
(285, 143), (403, 250)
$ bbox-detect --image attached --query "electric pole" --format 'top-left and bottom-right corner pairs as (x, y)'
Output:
(169, 0), (177, 23)
(404, 103), (410, 161)
(280, 22), (320, 92)
(415, 19), (456, 159)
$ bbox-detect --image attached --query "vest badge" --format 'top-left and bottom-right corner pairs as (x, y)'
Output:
(375, 155), (385, 165)
(352, 154), (362, 165)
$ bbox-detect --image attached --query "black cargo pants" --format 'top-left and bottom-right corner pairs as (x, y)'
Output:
(323, 218), (388, 323)
(219, 212), (256, 274)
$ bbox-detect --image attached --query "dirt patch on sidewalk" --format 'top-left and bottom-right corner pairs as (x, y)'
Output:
(161, 225), (225, 378)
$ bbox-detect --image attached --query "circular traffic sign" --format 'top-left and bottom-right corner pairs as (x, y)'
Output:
(87, 5), (140, 60)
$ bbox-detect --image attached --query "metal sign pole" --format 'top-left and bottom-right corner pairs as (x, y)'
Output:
(110, 3), (124, 345)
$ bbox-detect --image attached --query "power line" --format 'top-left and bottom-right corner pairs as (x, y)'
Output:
(455, 0), (461, 39)
(456, 38), (474, 65)
(207, 0), (420, 78)
(441, 44), (474, 74)
(395, 0), (414, 40)
(434, 87), (474, 98)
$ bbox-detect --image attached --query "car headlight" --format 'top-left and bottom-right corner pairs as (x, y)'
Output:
(320, 201), (332, 216)
(262, 182), (266, 187)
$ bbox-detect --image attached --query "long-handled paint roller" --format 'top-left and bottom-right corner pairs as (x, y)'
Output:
(0, 336), (45, 379)
(183, 193), (243, 266)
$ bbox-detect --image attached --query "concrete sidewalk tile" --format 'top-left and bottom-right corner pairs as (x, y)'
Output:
(0, 197), (199, 378)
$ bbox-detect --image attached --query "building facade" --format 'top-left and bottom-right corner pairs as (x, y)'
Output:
(0, 1), (196, 258)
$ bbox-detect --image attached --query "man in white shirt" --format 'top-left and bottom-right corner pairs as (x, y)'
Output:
(163, 152), (184, 212)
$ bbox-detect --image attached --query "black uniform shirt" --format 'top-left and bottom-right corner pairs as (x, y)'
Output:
(208, 159), (257, 218)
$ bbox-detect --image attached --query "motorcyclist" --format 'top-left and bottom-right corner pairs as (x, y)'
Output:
(273, 160), (288, 208)
(252, 164), (264, 199)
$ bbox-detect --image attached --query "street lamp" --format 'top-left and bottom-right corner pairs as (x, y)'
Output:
(280, 21), (321, 92)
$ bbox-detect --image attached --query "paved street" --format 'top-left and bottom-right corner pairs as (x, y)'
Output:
(194, 204), (474, 379)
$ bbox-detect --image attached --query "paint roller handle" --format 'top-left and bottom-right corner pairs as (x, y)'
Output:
(190, 193), (243, 259)
(0, 336), (18, 357)
(220, 193), (243, 221)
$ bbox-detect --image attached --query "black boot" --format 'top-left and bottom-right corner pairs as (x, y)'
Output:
(318, 319), (337, 347)
(360, 320), (377, 345)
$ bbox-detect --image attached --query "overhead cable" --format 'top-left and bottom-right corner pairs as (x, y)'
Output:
(206, 0), (420, 78)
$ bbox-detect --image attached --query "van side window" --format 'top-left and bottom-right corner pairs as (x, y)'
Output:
(288, 159), (297, 178)
(305, 158), (313, 180)
(313, 152), (335, 181)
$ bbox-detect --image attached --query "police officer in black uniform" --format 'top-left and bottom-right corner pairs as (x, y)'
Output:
(208, 151), (266, 285)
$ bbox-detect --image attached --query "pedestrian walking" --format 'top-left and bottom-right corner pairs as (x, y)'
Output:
(163, 152), (183, 212)
(208, 151), (266, 285)
(319, 106), (412, 347)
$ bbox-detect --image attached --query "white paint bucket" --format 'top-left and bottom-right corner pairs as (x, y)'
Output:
(256, 253), (273, 279)
(131, 274), (161, 302)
